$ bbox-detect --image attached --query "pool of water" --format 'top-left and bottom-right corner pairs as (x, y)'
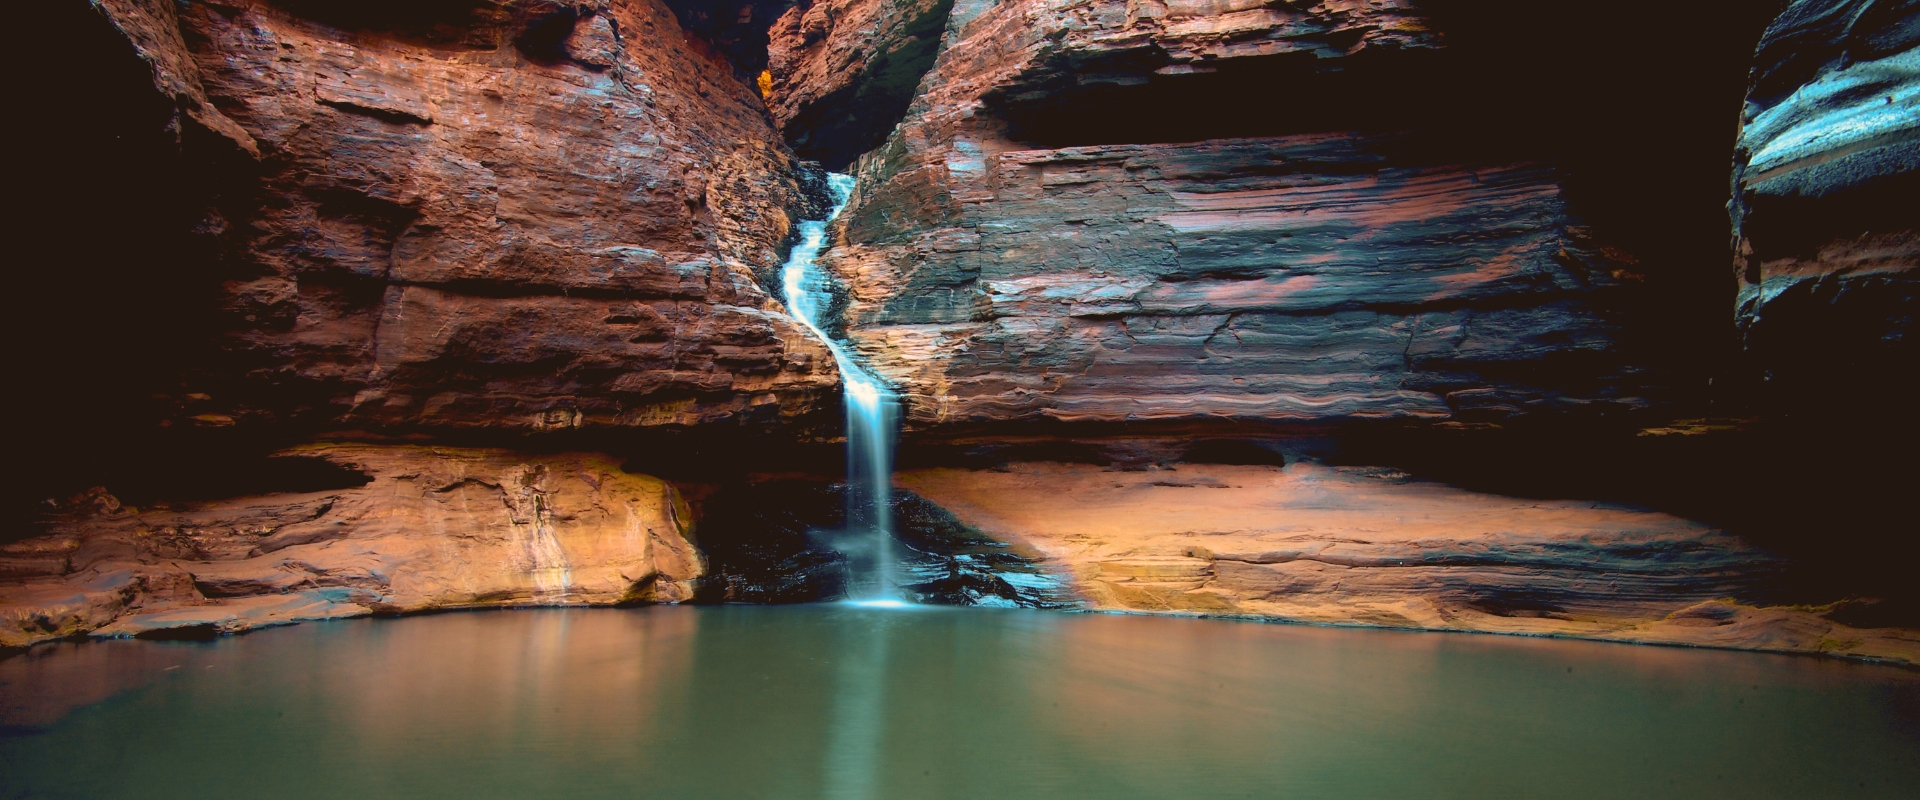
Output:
(3, 606), (1915, 799)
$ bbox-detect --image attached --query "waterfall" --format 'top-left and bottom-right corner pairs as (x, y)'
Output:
(780, 173), (903, 603)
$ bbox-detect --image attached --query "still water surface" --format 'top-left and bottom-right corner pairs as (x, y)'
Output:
(2, 606), (1916, 799)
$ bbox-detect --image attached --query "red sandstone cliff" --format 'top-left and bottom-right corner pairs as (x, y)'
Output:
(776, 0), (1771, 428)
(90, 0), (837, 435)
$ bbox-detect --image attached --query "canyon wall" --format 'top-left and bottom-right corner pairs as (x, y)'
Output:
(1731, 0), (1919, 415)
(163, 0), (838, 431)
(27, 0), (835, 483)
(0, 445), (702, 647)
(740, 0), (1920, 652)
(9, 0), (1914, 658)
(782, 0), (1774, 428)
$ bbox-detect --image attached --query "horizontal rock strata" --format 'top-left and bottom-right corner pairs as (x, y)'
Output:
(899, 461), (1920, 664)
(1732, 0), (1919, 413)
(89, 0), (837, 434)
(0, 444), (702, 647)
(836, 135), (1654, 423)
(791, 0), (1774, 428)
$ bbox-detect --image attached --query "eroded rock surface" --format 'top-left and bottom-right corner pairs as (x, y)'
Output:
(839, 136), (1657, 423)
(0, 444), (701, 647)
(1732, 0), (1919, 413)
(900, 461), (1920, 664)
(88, 0), (837, 435)
(792, 0), (1772, 427)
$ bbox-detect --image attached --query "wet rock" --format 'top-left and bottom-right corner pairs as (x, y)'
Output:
(1731, 0), (1920, 415)
(691, 479), (1073, 607)
(690, 481), (854, 603)
(0, 444), (703, 648)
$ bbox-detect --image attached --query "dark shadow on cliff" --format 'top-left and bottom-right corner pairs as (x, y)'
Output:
(890, 417), (1920, 627)
(780, 0), (955, 170)
(6, 3), (254, 535)
(1325, 419), (1920, 627)
(269, 0), (504, 42)
(663, 0), (803, 77)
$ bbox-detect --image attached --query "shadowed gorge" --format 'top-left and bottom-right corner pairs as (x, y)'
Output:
(3, 0), (1911, 642)
(5, 1), (1919, 792)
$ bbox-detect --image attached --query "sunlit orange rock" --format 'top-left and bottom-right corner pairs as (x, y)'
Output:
(0, 444), (702, 647)
(899, 461), (1920, 663)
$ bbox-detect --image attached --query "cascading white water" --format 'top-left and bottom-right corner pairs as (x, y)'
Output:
(780, 173), (903, 603)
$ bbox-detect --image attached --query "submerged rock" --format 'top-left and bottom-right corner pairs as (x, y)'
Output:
(0, 444), (704, 648)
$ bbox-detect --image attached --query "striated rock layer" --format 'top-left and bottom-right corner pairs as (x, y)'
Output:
(789, 0), (1774, 427)
(59, 0), (838, 439)
(0, 444), (702, 648)
(901, 461), (1920, 664)
(839, 136), (1654, 423)
(1732, 0), (1919, 413)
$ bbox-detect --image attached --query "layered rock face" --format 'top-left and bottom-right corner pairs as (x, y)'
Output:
(79, 0), (836, 437)
(783, 0), (1772, 427)
(1732, 0), (1919, 414)
(0, 445), (702, 647)
(903, 460), (1920, 663)
(838, 136), (1653, 423)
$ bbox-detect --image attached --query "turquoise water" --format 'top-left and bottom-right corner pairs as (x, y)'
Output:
(3, 606), (1915, 799)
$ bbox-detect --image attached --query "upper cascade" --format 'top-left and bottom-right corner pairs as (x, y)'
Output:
(782, 174), (888, 406)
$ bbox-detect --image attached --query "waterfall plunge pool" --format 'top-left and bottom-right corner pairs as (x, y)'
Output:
(3, 606), (1915, 799)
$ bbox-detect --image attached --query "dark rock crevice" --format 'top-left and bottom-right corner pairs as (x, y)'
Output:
(779, 0), (955, 169)
(661, 0), (802, 77)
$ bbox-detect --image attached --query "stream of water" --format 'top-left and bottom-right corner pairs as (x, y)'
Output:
(780, 174), (901, 602)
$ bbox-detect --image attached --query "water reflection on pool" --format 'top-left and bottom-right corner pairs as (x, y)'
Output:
(3, 606), (1916, 799)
